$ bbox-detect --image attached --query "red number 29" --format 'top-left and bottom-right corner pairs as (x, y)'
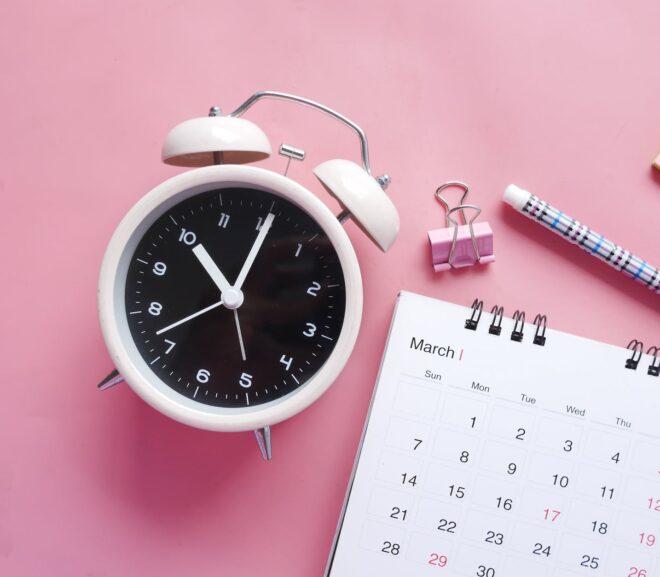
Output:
(428, 553), (448, 567)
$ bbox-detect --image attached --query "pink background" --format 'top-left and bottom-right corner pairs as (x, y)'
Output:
(1, 1), (659, 575)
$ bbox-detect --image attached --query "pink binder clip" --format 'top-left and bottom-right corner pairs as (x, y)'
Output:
(428, 181), (495, 272)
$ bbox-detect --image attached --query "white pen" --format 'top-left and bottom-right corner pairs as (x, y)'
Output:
(503, 184), (659, 294)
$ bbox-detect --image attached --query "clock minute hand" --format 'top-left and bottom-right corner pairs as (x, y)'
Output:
(233, 212), (275, 291)
(192, 244), (233, 295)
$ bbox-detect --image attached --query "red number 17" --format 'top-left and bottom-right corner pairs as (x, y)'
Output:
(543, 508), (561, 522)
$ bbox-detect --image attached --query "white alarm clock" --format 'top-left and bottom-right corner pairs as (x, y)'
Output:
(97, 91), (399, 459)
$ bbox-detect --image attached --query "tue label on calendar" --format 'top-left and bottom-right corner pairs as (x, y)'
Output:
(326, 292), (660, 577)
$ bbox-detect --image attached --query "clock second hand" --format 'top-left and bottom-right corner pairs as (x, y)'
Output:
(233, 309), (247, 361)
(155, 300), (223, 335)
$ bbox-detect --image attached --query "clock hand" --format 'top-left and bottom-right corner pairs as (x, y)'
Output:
(233, 212), (275, 291)
(155, 300), (223, 335)
(192, 244), (233, 296)
(233, 309), (247, 361)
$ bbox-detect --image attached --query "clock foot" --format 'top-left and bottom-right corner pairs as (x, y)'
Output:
(97, 368), (124, 391)
(254, 426), (272, 461)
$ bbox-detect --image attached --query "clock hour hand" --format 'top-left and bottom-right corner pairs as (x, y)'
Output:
(192, 243), (233, 296)
(233, 212), (275, 291)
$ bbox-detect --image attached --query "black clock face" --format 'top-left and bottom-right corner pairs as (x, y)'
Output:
(124, 186), (346, 408)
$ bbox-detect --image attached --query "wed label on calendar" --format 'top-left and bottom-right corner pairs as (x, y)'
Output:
(325, 292), (660, 577)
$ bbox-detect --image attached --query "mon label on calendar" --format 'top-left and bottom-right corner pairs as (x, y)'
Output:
(326, 292), (660, 577)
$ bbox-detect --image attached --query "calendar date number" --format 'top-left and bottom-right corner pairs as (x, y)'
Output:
(390, 507), (407, 521)
(381, 541), (400, 555)
(437, 519), (457, 533)
(428, 553), (448, 567)
(580, 555), (599, 569)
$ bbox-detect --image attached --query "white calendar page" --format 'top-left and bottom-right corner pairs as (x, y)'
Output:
(326, 292), (660, 577)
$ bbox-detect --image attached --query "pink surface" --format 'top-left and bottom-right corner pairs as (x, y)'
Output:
(1, 1), (659, 575)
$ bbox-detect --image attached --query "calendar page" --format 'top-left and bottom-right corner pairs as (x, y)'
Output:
(326, 292), (660, 577)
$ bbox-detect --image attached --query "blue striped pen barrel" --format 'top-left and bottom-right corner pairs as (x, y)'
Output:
(504, 184), (659, 293)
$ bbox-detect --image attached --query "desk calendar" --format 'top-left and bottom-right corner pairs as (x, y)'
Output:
(326, 292), (660, 577)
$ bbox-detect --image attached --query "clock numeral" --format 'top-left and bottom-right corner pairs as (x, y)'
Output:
(164, 339), (176, 354)
(294, 243), (302, 257)
(178, 228), (197, 245)
(196, 369), (210, 383)
(302, 323), (317, 337)
(152, 261), (167, 276)
(239, 372), (253, 389)
(148, 302), (163, 316)
(280, 355), (293, 371)
(307, 281), (321, 297)
(255, 217), (264, 231)
(218, 213), (230, 229)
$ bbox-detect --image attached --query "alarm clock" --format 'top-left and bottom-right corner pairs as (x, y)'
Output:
(97, 91), (399, 459)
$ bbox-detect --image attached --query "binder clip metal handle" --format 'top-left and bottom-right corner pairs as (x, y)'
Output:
(428, 182), (495, 272)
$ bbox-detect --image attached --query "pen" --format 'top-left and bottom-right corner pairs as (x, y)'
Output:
(503, 184), (660, 294)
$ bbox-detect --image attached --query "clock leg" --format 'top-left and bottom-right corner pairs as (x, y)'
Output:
(253, 426), (272, 461)
(97, 368), (124, 391)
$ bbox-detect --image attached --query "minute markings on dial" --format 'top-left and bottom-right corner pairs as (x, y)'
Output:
(125, 187), (346, 408)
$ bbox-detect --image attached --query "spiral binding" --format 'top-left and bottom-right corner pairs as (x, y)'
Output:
(489, 306), (503, 335)
(511, 310), (525, 342)
(533, 314), (547, 346)
(465, 299), (483, 330)
(624, 341), (659, 376)
(648, 346), (660, 376)
(465, 300), (657, 374)
(625, 340), (644, 370)
(464, 299), (546, 346)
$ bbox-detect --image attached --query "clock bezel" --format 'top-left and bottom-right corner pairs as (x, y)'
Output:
(98, 165), (363, 432)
